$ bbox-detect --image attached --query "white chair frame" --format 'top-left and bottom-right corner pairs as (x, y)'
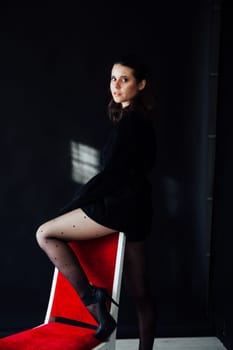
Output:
(44, 232), (126, 350)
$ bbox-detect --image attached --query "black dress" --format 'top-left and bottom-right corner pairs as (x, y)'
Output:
(60, 110), (156, 241)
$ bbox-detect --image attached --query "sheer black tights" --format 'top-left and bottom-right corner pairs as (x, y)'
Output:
(123, 241), (156, 350)
(36, 209), (116, 321)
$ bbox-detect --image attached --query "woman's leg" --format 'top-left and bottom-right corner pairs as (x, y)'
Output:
(36, 208), (116, 319)
(123, 241), (156, 350)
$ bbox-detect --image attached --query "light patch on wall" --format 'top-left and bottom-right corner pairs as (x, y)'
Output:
(70, 141), (100, 184)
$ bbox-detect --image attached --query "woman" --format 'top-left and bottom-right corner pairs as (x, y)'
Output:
(36, 54), (157, 350)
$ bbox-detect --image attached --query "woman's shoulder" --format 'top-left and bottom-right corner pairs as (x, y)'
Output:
(114, 111), (155, 148)
(118, 110), (155, 133)
(118, 110), (151, 126)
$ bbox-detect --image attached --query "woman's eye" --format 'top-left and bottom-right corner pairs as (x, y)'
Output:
(121, 78), (128, 83)
(111, 77), (116, 81)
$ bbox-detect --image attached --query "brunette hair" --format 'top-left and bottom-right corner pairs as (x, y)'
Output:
(108, 54), (157, 123)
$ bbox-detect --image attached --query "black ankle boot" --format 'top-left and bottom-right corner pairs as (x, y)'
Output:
(82, 286), (119, 341)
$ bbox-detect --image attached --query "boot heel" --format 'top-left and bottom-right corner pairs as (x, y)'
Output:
(82, 286), (118, 342)
(94, 287), (117, 341)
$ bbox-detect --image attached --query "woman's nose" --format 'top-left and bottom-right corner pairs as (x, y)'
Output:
(115, 80), (121, 89)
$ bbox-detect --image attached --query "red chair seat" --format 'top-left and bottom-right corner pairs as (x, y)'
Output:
(0, 233), (125, 350)
(0, 322), (100, 350)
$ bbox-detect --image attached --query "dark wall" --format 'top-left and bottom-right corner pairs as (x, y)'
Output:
(0, 0), (218, 338)
(210, 2), (233, 349)
(147, 1), (216, 336)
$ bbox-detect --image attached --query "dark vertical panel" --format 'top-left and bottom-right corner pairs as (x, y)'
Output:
(147, 1), (219, 336)
(210, 1), (233, 349)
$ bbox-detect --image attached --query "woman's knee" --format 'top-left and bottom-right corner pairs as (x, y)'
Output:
(36, 223), (51, 247)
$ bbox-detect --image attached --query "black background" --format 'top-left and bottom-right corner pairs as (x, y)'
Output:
(0, 0), (232, 347)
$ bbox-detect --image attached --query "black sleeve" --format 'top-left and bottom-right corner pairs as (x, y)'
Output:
(101, 114), (140, 175)
(65, 113), (156, 207)
(72, 116), (136, 203)
(102, 113), (156, 178)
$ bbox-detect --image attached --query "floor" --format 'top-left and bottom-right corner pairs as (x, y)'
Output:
(116, 337), (227, 349)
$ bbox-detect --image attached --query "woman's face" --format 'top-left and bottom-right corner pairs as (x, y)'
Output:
(110, 64), (146, 108)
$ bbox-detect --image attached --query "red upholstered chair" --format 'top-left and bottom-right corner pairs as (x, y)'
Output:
(0, 232), (126, 350)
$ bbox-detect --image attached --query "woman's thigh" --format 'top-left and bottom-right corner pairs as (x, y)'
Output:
(37, 208), (117, 241)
